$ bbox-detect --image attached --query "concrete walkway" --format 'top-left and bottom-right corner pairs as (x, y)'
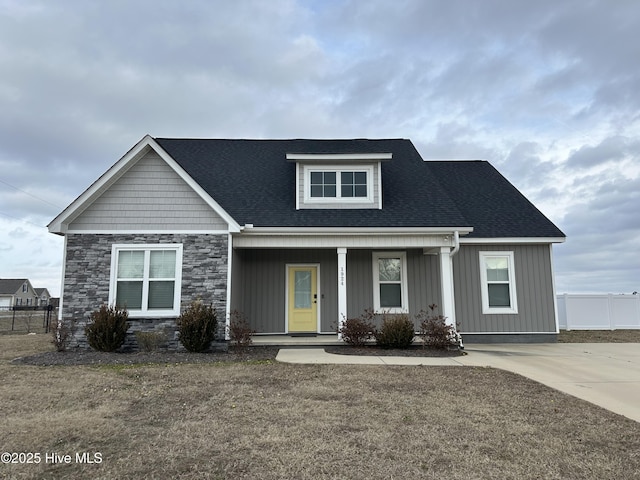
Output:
(276, 343), (640, 422)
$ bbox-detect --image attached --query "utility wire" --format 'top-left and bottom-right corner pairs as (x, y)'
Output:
(0, 211), (47, 229)
(0, 178), (63, 210)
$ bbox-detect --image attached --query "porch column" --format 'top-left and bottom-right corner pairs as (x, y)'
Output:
(439, 247), (456, 326)
(337, 248), (347, 338)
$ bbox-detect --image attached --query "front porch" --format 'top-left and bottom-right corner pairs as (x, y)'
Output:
(229, 231), (463, 336)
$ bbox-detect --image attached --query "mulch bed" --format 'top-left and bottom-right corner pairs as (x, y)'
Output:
(324, 345), (464, 357)
(12, 344), (463, 367)
(11, 346), (280, 366)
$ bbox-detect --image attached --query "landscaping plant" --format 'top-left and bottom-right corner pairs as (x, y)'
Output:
(176, 299), (217, 352)
(85, 305), (130, 352)
(134, 330), (168, 352)
(338, 309), (376, 346)
(51, 319), (75, 352)
(417, 304), (461, 349)
(228, 310), (255, 350)
(374, 314), (415, 349)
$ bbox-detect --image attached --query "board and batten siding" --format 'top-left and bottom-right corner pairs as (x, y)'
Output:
(346, 249), (441, 318)
(231, 248), (442, 333)
(453, 244), (557, 333)
(68, 151), (228, 231)
(231, 249), (338, 333)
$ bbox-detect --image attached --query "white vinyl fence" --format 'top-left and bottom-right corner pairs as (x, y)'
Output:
(557, 294), (640, 330)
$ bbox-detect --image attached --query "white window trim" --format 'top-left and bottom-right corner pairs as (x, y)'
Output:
(372, 251), (408, 314)
(109, 244), (183, 317)
(304, 165), (374, 204)
(479, 251), (518, 314)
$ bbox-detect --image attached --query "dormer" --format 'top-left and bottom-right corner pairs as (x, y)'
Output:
(286, 153), (392, 210)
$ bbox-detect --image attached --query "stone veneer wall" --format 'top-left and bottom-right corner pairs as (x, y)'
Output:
(62, 233), (228, 350)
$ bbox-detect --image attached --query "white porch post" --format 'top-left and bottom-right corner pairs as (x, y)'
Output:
(439, 247), (456, 326)
(337, 248), (347, 339)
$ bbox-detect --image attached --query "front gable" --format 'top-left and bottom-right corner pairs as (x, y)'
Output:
(68, 149), (228, 232)
(48, 136), (240, 234)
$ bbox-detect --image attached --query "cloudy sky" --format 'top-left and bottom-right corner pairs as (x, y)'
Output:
(1, 0), (638, 297)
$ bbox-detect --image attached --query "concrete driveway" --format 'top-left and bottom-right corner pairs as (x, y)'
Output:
(459, 343), (640, 423)
(277, 343), (640, 422)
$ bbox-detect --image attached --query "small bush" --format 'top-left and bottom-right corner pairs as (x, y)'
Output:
(228, 310), (255, 349)
(374, 314), (415, 349)
(135, 330), (168, 352)
(51, 319), (75, 352)
(177, 300), (217, 352)
(417, 304), (461, 349)
(338, 310), (376, 347)
(85, 305), (130, 352)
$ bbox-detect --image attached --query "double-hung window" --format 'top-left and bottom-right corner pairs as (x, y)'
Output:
(373, 252), (408, 313)
(110, 244), (183, 317)
(479, 251), (518, 314)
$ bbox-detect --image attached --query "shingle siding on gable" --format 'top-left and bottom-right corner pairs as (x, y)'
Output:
(68, 151), (228, 232)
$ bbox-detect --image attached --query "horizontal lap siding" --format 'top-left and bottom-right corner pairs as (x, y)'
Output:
(453, 244), (556, 333)
(69, 152), (228, 231)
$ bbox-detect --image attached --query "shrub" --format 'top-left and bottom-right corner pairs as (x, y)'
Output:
(177, 300), (217, 352)
(51, 319), (75, 352)
(228, 310), (255, 349)
(374, 314), (415, 349)
(85, 305), (130, 352)
(338, 310), (376, 347)
(417, 304), (460, 349)
(135, 330), (168, 352)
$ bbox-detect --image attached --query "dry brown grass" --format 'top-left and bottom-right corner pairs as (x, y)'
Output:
(558, 329), (640, 343)
(2, 334), (640, 479)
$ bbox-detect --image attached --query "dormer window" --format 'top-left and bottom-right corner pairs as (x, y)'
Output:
(307, 166), (373, 202)
(287, 152), (391, 210)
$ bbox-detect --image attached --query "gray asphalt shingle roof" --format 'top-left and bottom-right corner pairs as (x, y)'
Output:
(154, 138), (564, 238)
(0, 279), (28, 295)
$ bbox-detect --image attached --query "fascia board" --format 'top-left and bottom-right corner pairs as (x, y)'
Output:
(460, 237), (566, 244)
(239, 226), (474, 235)
(286, 153), (392, 162)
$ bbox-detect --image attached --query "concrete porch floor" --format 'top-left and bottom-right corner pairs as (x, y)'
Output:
(251, 334), (343, 347)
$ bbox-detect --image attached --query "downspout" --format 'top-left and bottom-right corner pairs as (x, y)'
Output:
(451, 230), (460, 257)
(450, 231), (463, 348)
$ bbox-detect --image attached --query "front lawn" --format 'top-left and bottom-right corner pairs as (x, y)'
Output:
(1, 334), (639, 479)
(558, 329), (640, 343)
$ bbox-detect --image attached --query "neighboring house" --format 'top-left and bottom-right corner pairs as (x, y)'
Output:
(0, 279), (38, 308)
(48, 135), (565, 348)
(34, 288), (52, 307)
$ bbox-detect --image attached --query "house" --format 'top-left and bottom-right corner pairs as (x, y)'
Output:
(48, 135), (565, 348)
(34, 288), (52, 307)
(0, 279), (38, 309)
